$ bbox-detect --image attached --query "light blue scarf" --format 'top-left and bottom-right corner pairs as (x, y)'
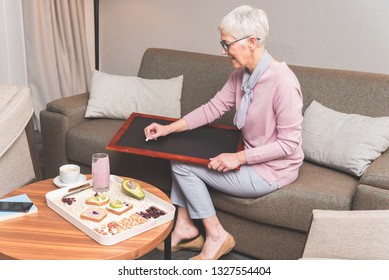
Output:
(234, 50), (272, 129)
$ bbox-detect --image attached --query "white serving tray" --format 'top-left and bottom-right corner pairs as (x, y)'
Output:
(46, 175), (175, 246)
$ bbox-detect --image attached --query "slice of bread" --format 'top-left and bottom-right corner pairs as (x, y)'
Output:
(85, 194), (110, 206)
(80, 207), (108, 222)
(106, 201), (133, 215)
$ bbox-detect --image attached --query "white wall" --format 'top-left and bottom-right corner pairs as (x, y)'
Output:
(0, 0), (27, 86)
(99, 0), (389, 76)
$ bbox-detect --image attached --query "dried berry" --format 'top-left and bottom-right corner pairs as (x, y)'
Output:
(61, 197), (76, 205)
(137, 206), (166, 219)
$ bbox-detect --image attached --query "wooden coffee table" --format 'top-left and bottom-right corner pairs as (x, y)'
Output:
(0, 176), (173, 260)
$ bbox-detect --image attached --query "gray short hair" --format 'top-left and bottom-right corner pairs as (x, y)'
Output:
(219, 5), (269, 46)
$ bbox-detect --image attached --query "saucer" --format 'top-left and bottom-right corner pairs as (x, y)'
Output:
(53, 174), (87, 188)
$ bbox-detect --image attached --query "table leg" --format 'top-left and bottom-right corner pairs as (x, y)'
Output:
(163, 232), (172, 260)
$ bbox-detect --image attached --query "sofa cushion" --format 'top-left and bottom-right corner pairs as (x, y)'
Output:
(211, 161), (358, 232)
(352, 184), (389, 210)
(302, 101), (389, 176)
(85, 70), (183, 119)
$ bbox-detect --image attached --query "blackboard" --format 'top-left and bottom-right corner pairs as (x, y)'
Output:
(106, 113), (243, 166)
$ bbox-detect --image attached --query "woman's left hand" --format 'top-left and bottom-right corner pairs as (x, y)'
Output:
(208, 151), (246, 172)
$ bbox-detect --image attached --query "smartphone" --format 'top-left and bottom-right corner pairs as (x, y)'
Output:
(0, 201), (34, 212)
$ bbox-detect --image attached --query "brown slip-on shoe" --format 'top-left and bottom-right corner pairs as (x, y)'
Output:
(156, 234), (205, 253)
(190, 233), (236, 260)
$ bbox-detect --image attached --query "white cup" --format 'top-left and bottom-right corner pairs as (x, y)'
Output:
(59, 164), (80, 184)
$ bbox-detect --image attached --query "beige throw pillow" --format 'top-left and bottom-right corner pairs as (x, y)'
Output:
(302, 101), (389, 176)
(302, 209), (389, 259)
(85, 70), (183, 119)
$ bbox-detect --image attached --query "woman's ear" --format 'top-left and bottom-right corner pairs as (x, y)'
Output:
(248, 36), (259, 50)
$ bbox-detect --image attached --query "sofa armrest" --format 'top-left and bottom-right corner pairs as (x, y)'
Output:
(40, 93), (89, 178)
(360, 149), (389, 191)
(46, 92), (89, 118)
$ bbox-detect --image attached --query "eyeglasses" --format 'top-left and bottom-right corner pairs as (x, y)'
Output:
(220, 36), (260, 52)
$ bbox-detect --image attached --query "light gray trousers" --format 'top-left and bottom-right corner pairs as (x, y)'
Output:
(170, 161), (279, 219)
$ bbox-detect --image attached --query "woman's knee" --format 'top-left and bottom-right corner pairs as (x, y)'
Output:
(171, 161), (191, 175)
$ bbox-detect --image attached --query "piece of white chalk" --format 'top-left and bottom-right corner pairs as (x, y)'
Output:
(145, 138), (150, 142)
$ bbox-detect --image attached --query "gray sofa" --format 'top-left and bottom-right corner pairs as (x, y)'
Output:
(40, 48), (389, 259)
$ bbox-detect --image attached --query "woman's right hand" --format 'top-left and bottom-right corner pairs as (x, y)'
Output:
(144, 118), (189, 141)
(144, 122), (169, 141)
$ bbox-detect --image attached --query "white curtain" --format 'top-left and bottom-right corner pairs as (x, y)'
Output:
(22, 0), (91, 130)
(0, 0), (28, 87)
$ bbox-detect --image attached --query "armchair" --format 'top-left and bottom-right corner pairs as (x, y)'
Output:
(0, 84), (42, 196)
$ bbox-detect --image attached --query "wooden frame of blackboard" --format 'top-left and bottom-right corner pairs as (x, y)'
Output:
(106, 113), (244, 166)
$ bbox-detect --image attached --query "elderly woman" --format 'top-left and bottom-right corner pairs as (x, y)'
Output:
(144, 5), (303, 260)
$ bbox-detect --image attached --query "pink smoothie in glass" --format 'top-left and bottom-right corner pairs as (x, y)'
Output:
(92, 153), (110, 192)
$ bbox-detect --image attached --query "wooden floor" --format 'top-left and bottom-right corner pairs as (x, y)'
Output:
(139, 247), (253, 260)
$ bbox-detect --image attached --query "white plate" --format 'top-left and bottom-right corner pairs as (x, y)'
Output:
(53, 174), (87, 188)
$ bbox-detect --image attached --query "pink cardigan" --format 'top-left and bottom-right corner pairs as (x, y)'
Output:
(183, 62), (304, 188)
